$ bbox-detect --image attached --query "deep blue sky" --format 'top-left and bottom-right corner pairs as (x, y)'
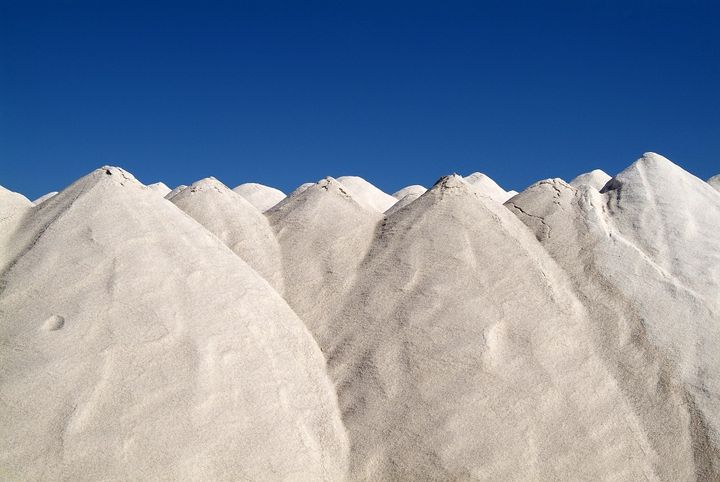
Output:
(1, 0), (718, 199)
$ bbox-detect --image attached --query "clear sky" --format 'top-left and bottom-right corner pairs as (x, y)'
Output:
(1, 0), (718, 199)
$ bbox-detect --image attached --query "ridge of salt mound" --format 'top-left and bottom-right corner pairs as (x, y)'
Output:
(146, 181), (171, 197)
(569, 169), (611, 190)
(0, 166), (348, 480)
(462, 171), (514, 203)
(168, 177), (283, 291)
(32, 191), (58, 205)
(336, 175), (397, 212)
(233, 182), (286, 212)
(392, 185), (426, 199)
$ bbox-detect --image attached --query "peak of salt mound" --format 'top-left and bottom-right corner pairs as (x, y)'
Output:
(0, 165), (347, 480)
(462, 171), (514, 203)
(233, 183), (286, 212)
(569, 169), (611, 190)
(33, 191), (58, 205)
(392, 185), (426, 199)
(432, 173), (468, 189)
(146, 181), (171, 197)
(0, 184), (32, 218)
(169, 176), (283, 291)
(336, 175), (397, 212)
(708, 174), (720, 192)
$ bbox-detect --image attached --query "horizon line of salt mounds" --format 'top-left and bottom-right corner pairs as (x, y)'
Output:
(1, 152), (719, 480)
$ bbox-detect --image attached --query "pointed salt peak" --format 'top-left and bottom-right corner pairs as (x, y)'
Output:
(33, 192), (58, 205)
(313, 176), (353, 196)
(431, 173), (469, 190)
(606, 152), (692, 192)
(188, 176), (229, 192)
(392, 185), (427, 199)
(634, 152), (682, 173)
(98, 165), (138, 181)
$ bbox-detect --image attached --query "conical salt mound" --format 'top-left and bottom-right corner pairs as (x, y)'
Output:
(168, 177), (283, 291)
(507, 152), (720, 479)
(569, 169), (611, 190)
(324, 173), (663, 479)
(233, 182), (286, 212)
(0, 167), (347, 480)
(336, 176), (397, 212)
(266, 177), (382, 338)
(462, 172), (514, 203)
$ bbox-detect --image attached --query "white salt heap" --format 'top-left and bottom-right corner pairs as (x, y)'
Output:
(1, 153), (719, 480)
(0, 167), (346, 480)
(168, 177), (284, 291)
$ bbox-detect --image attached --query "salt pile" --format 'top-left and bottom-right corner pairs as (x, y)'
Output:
(233, 182), (286, 212)
(1, 154), (719, 480)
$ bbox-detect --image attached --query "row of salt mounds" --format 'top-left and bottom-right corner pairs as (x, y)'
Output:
(268, 172), (677, 479)
(506, 153), (720, 479)
(0, 167), (347, 480)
